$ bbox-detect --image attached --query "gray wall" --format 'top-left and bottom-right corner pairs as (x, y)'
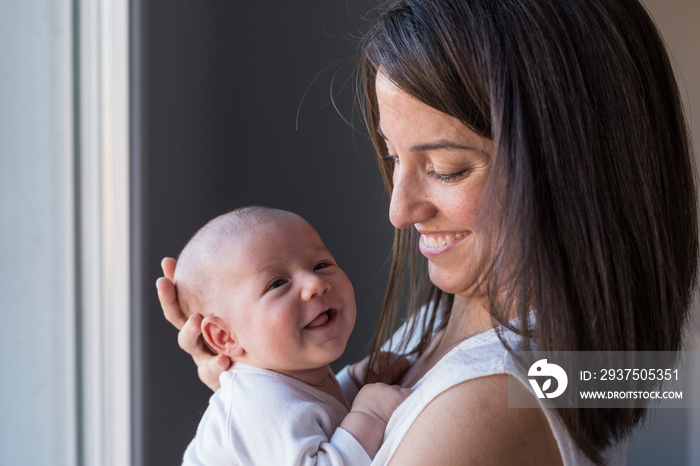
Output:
(132, 2), (387, 464)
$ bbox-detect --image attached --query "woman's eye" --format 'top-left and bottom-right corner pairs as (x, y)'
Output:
(428, 168), (470, 182)
(267, 279), (287, 290)
(383, 154), (399, 165)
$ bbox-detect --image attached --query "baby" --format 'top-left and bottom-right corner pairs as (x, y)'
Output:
(174, 206), (410, 465)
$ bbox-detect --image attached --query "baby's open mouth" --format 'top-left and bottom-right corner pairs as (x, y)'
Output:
(304, 309), (337, 329)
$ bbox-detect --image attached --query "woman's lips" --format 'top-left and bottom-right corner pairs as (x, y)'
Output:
(419, 230), (472, 256)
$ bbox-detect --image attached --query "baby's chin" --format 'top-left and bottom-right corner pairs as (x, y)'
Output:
(311, 341), (351, 368)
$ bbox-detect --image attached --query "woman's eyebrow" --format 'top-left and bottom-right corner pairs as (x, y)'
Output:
(377, 122), (491, 160)
(409, 140), (473, 151)
(377, 123), (482, 152)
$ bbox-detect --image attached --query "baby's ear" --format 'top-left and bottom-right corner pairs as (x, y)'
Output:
(201, 316), (245, 359)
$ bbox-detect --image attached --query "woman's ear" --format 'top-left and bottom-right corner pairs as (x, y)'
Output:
(201, 315), (245, 359)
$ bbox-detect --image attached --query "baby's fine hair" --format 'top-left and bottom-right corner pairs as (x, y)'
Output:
(173, 206), (300, 317)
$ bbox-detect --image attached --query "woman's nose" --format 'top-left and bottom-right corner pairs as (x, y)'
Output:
(389, 168), (435, 229)
(300, 272), (331, 301)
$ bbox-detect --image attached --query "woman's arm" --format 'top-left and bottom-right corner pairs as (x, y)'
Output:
(157, 257), (230, 391)
(387, 374), (562, 466)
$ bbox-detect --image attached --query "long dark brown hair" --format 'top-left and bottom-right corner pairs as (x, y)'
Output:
(360, 0), (698, 463)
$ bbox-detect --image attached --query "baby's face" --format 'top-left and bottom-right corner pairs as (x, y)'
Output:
(211, 216), (356, 373)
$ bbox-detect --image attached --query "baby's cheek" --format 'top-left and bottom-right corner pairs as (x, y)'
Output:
(265, 320), (298, 348)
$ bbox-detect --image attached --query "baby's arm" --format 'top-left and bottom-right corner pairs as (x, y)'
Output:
(340, 383), (412, 459)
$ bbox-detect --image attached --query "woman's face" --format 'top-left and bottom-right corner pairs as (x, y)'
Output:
(375, 72), (494, 295)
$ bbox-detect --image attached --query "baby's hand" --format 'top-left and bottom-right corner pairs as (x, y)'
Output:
(349, 352), (411, 387)
(340, 383), (412, 458)
(352, 383), (412, 425)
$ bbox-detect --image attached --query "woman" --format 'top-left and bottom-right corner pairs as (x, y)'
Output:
(158, 0), (698, 464)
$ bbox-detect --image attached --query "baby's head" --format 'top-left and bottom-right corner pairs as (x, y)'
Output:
(174, 206), (356, 375)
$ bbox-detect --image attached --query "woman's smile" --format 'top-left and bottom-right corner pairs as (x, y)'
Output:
(418, 230), (472, 256)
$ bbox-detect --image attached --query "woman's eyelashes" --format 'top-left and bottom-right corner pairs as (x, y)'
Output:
(384, 154), (399, 165)
(427, 168), (471, 182)
(384, 153), (472, 182)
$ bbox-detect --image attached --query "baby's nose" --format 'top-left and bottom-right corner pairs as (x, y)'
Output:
(300, 273), (331, 301)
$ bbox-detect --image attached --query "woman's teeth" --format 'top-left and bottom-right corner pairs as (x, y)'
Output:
(422, 231), (471, 248)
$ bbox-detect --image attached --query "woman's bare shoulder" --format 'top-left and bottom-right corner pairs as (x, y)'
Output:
(388, 374), (563, 466)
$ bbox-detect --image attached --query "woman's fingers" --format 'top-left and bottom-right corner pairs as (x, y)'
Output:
(161, 257), (177, 281)
(347, 356), (370, 387)
(368, 352), (411, 385)
(348, 352), (411, 386)
(180, 315), (228, 391)
(387, 354), (411, 383)
(157, 257), (187, 330)
(156, 276), (188, 330)
(177, 314), (210, 358)
(215, 354), (232, 372)
(196, 354), (231, 392)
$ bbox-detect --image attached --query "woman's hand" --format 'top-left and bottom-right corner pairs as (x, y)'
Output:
(348, 352), (411, 387)
(157, 257), (231, 391)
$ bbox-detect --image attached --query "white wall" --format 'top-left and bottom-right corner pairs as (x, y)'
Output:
(0, 1), (78, 464)
(0, 1), (130, 464)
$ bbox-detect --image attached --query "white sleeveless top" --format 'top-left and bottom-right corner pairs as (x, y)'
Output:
(339, 313), (628, 465)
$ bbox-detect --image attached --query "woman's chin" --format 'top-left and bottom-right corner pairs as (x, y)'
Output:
(427, 266), (476, 296)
